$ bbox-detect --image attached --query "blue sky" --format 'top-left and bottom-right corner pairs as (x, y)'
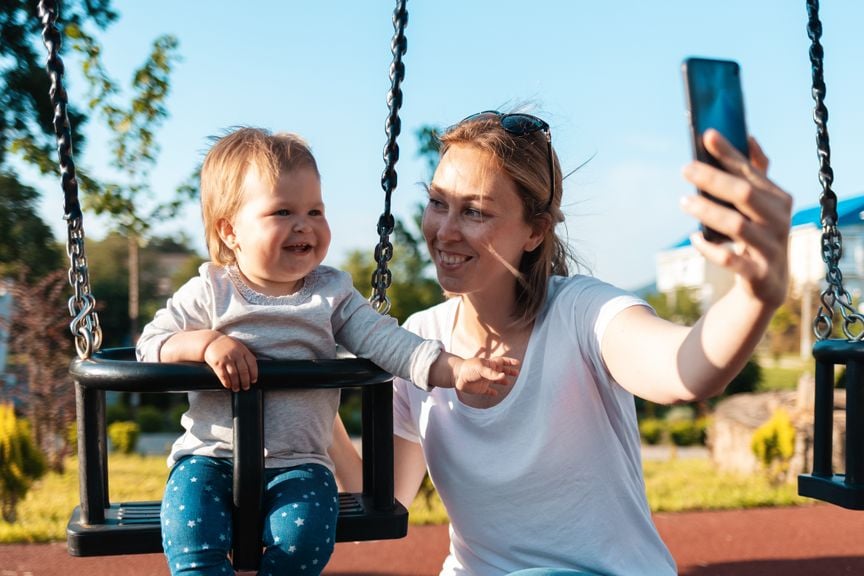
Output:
(24, 1), (864, 291)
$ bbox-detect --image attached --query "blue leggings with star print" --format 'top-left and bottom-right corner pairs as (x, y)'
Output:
(161, 456), (338, 576)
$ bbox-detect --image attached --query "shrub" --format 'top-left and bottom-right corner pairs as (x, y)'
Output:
(66, 421), (77, 450)
(107, 421), (140, 454)
(106, 402), (131, 425)
(724, 358), (762, 396)
(169, 400), (189, 432)
(751, 408), (796, 483)
(0, 403), (46, 522)
(639, 418), (665, 445)
(668, 419), (708, 446)
(136, 405), (165, 433)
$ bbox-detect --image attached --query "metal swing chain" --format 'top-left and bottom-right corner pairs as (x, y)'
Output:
(807, 0), (864, 341)
(369, 0), (408, 315)
(38, 0), (103, 359)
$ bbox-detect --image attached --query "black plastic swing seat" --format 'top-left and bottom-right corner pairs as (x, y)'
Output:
(798, 339), (864, 510)
(66, 348), (408, 569)
(66, 492), (404, 556)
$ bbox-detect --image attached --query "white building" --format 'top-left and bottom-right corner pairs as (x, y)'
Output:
(655, 194), (864, 355)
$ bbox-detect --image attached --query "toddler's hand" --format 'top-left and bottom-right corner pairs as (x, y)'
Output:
(455, 357), (520, 396)
(204, 334), (259, 392)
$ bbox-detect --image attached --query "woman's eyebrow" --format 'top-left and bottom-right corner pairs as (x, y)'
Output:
(426, 185), (493, 204)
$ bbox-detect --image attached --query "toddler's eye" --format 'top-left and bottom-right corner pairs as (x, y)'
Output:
(274, 209), (290, 216)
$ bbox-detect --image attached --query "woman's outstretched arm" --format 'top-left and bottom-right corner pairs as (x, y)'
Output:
(602, 130), (792, 404)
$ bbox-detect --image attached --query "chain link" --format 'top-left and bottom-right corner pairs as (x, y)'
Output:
(369, 0), (408, 315)
(38, 0), (102, 358)
(806, 0), (864, 341)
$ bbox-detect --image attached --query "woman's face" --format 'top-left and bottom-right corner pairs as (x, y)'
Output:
(423, 144), (543, 299)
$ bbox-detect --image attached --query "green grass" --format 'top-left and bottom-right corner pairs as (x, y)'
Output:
(643, 458), (810, 512)
(756, 353), (813, 392)
(1, 454), (813, 542)
(0, 454), (168, 543)
(759, 365), (807, 391)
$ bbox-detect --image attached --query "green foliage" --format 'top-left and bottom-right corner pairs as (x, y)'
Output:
(724, 357), (762, 396)
(168, 400), (189, 432)
(767, 293), (802, 358)
(638, 418), (665, 445)
(79, 33), (188, 237)
(0, 1), (116, 169)
(107, 421), (139, 454)
(751, 408), (796, 483)
(0, 404), (46, 522)
(136, 405), (166, 433)
(415, 125), (442, 178)
(342, 214), (443, 324)
(106, 402), (131, 425)
(0, 174), (64, 281)
(668, 418), (709, 447)
(86, 232), (202, 346)
(645, 287), (702, 326)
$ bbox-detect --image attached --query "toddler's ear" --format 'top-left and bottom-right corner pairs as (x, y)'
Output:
(216, 218), (237, 249)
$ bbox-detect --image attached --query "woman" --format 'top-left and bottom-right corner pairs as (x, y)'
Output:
(334, 110), (791, 575)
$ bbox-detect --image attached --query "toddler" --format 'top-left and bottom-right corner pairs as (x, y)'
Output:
(136, 127), (518, 576)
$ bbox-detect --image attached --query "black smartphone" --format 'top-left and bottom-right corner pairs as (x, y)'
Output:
(682, 57), (749, 243)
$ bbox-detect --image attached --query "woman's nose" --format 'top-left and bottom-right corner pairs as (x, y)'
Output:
(436, 212), (461, 242)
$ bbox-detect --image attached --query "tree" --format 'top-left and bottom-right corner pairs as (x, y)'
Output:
(73, 32), (188, 341)
(86, 232), (203, 348)
(4, 269), (76, 472)
(645, 287), (702, 326)
(343, 219), (443, 324)
(0, 173), (63, 280)
(342, 125), (445, 323)
(0, 1), (116, 169)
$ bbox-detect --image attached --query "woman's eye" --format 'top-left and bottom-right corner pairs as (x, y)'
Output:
(464, 207), (483, 218)
(427, 198), (444, 209)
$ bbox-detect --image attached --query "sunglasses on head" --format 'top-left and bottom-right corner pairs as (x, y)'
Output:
(460, 110), (554, 213)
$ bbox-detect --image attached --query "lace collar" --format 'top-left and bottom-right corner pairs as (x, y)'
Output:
(226, 265), (317, 305)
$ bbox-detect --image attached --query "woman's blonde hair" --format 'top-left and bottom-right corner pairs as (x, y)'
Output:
(199, 127), (319, 265)
(437, 112), (575, 325)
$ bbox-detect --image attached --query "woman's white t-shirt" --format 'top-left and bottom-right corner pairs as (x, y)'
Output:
(393, 275), (677, 576)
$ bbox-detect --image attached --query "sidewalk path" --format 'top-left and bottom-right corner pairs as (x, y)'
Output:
(1, 504), (862, 575)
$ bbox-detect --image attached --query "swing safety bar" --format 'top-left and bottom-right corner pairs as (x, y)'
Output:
(66, 348), (407, 571)
(798, 339), (864, 510)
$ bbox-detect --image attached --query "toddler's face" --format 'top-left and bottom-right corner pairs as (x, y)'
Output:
(220, 166), (331, 296)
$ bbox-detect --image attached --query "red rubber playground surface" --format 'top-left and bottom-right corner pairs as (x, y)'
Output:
(2, 504), (863, 575)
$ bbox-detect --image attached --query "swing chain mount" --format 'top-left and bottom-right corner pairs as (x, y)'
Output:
(38, 0), (103, 358)
(807, 0), (864, 342)
(370, 0), (408, 315)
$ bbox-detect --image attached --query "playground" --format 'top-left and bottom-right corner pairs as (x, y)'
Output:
(2, 504), (863, 575)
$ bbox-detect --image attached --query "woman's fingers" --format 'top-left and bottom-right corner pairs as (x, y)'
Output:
(680, 130), (791, 308)
(683, 132), (791, 236)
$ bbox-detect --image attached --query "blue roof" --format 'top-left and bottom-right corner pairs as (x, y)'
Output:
(665, 193), (864, 250)
(791, 194), (864, 228)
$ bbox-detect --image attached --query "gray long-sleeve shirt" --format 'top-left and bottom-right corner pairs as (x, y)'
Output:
(136, 263), (441, 470)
